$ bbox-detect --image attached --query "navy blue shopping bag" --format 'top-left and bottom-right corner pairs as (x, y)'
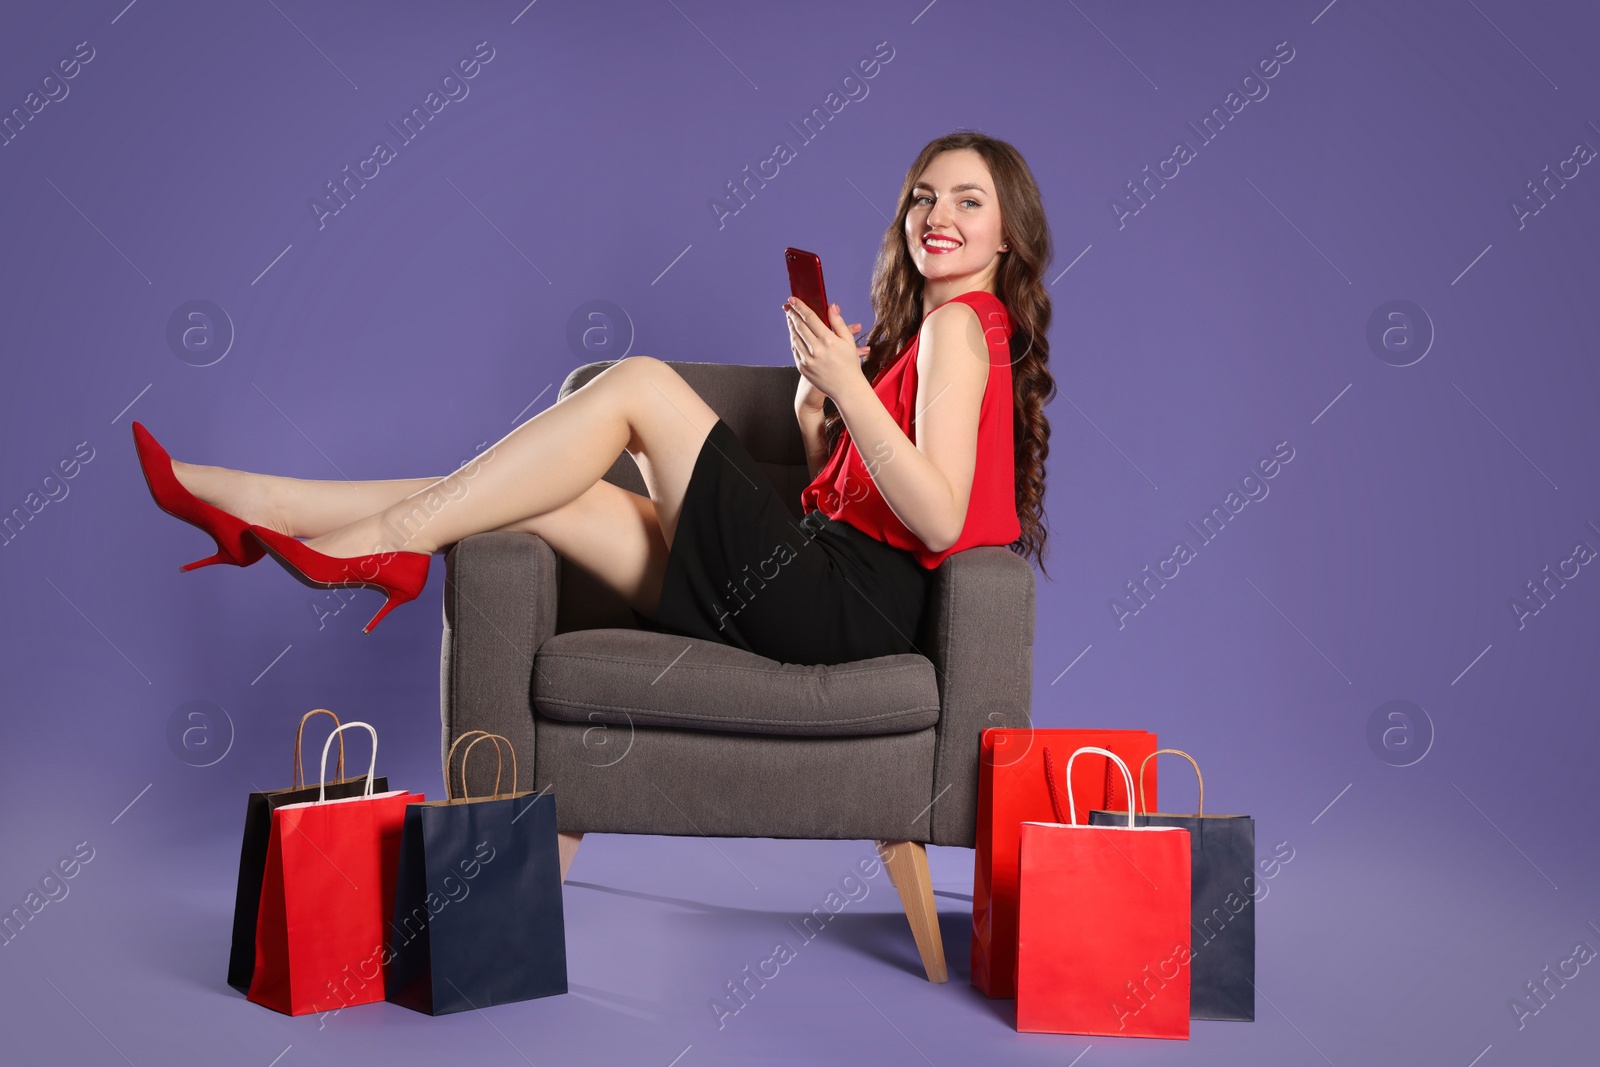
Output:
(385, 732), (568, 1015)
(1090, 748), (1256, 1021)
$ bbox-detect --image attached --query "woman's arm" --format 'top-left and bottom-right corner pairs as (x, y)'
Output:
(796, 400), (830, 481)
(827, 302), (990, 553)
(794, 316), (868, 483)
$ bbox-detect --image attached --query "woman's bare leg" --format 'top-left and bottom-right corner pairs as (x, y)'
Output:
(168, 354), (710, 544)
(306, 356), (720, 565)
(171, 465), (442, 540)
(495, 479), (672, 617)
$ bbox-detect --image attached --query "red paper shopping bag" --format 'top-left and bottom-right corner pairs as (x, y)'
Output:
(971, 728), (1159, 998)
(1016, 746), (1191, 1038)
(248, 722), (422, 1017)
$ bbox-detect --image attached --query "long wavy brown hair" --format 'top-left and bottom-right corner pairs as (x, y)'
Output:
(822, 131), (1056, 575)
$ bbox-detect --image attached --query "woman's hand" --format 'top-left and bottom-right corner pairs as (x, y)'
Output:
(786, 297), (869, 412)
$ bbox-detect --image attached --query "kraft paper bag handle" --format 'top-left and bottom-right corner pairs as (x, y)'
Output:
(1042, 746), (1137, 828)
(458, 733), (518, 801)
(293, 709), (344, 787)
(461, 735), (504, 799)
(1139, 748), (1204, 816)
(446, 730), (493, 766)
(446, 730), (498, 797)
(317, 722), (379, 802)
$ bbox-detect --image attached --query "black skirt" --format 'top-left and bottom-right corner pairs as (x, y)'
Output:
(646, 418), (932, 666)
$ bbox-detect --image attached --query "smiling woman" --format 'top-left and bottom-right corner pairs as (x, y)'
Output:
(807, 130), (1058, 576)
(134, 130), (1054, 666)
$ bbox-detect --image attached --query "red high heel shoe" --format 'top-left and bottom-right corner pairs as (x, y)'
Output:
(246, 525), (431, 634)
(132, 422), (266, 571)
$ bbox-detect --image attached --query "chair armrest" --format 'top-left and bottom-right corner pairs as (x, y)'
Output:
(440, 531), (557, 796)
(920, 545), (1036, 847)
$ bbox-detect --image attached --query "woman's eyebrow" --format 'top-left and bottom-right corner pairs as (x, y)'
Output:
(913, 182), (989, 194)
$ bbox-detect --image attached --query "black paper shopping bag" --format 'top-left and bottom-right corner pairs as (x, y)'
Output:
(226, 709), (388, 993)
(386, 732), (567, 1015)
(1090, 748), (1256, 1021)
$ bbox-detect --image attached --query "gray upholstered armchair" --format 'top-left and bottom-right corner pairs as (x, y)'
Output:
(439, 360), (1035, 982)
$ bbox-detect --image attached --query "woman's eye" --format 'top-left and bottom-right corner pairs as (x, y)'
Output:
(962, 199), (980, 208)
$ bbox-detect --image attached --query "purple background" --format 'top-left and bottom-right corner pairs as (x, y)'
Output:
(2, 0), (1596, 1063)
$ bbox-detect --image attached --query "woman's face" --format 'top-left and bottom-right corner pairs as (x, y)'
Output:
(904, 148), (1006, 286)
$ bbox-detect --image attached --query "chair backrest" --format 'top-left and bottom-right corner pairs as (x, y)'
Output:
(554, 360), (812, 634)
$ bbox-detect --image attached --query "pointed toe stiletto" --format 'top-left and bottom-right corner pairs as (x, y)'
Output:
(131, 422), (266, 571)
(246, 525), (431, 634)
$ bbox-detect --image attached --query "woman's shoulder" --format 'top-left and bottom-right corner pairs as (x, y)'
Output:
(956, 289), (1008, 313)
(929, 290), (1010, 333)
(924, 290), (1014, 355)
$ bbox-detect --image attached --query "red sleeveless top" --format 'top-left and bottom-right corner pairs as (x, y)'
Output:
(799, 289), (1022, 569)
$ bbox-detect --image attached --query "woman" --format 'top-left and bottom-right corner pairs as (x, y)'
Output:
(133, 130), (1055, 665)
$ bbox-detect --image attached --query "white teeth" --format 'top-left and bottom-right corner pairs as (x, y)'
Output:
(925, 237), (959, 249)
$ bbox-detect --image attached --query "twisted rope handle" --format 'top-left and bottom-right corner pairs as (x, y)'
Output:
(1066, 747), (1136, 828)
(1138, 748), (1203, 815)
(462, 735), (503, 799)
(447, 731), (519, 800)
(1043, 746), (1137, 827)
(293, 709), (344, 788)
(317, 722), (378, 803)
(1043, 747), (1069, 824)
(447, 730), (492, 798)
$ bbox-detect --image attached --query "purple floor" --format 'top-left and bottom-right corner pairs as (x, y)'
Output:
(3, 770), (1595, 1065)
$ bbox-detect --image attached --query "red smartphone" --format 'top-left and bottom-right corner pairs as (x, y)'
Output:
(785, 247), (829, 321)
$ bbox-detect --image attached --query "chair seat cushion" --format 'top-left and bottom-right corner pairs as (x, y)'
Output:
(532, 629), (941, 737)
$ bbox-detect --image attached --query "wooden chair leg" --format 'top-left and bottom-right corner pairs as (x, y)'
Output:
(558, 832), (583, 883)
(875, 840), (948, 983)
